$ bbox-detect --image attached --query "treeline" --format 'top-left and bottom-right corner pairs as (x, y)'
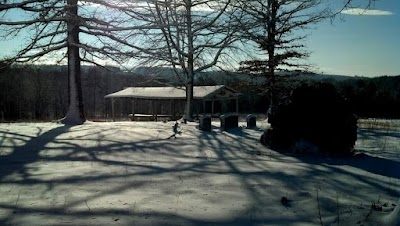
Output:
(198, 72), (400, 119)
(335, 76), (400, 118)
(0, 64), (399, 121)
(0, 64), (162, 121)
(291, 75), (400, 119)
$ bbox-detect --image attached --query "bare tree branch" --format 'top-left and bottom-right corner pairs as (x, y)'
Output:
(235, 0), (329, 113)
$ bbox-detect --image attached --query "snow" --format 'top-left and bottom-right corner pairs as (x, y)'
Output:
(104, 85), (236, 99)
(0, 120), (399, 225)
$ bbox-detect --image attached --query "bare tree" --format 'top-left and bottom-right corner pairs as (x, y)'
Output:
(123, 0), (240, 120)
(0, 0), (148, 124)
(235, 0), (330, 116)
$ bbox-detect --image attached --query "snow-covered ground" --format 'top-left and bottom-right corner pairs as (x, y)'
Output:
(0, 120), (399, 225)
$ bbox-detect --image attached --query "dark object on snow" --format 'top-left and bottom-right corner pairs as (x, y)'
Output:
(199, 115), (212, 132)
(220, 113), (239, 131)
(168, 122), (180, 139)
(371, 202), (383, 211)
(281, 196), (289, 207)
(173, 121), (179, 133)
(261, 83), (358, 155)
(246, 114), (257, 128)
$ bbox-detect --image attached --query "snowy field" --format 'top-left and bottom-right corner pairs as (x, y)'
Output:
(0, 120), (399, 225)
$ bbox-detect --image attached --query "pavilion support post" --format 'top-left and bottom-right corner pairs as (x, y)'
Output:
(211, 100), (215, 115)
(111, 98), (116, 122)
(155, 100), (158, 121)
(236, 98), (239, 113)
(151, 100), (158, 122)
(151, 100), (154, 121)
(131, 99), (136, 121)
(203, 100), (206, 114)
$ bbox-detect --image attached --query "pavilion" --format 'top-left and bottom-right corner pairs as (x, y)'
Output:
(104, 85), (241, 121)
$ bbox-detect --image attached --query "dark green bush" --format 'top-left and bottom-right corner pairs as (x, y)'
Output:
(261, 83), (358, 155)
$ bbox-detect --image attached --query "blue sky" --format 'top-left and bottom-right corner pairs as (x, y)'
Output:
(0, 0), (399, 77)
(306, 0), (400, 77)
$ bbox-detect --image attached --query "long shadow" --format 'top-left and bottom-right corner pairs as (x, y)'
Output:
(223, 125), (400, 195)
(358, 128), (400, 140)
(0, 122), (398, 225)
(324, 154), (400, 179)
(254, 126), (400, 179)
(270, 150), (400, 180)
(0, 125), (72, 182)
(342, 128), (400, 179)
(0, 203), (311, 226)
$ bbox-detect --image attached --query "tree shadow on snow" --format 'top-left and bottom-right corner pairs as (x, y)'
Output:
(0, 122), (318, 226)
(0, 125), (72, 182)
(0, 122), (399, 226)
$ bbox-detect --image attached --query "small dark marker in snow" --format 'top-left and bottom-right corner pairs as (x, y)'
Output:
(281, 196), (289, 206)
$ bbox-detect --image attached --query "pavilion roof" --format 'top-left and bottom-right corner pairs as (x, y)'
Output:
(104, 85), (240, 100)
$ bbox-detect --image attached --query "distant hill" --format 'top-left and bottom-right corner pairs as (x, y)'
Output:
(136, 66), (367, 80)
(131, 66), (359, 85)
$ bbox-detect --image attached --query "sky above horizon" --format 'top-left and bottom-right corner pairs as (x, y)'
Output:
(0, 0), (399, 78)
(306, 0), (400, 77)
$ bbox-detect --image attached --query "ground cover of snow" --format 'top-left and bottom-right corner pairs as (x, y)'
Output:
(0, 120), (399, 225)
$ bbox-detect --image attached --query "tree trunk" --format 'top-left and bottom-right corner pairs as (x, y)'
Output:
(183, 1), (194, 121)
(267, 53), (276, 117)
(267, 0), (277, 118)
(61, 0), (85, 125)
(184, 82), (194, 121)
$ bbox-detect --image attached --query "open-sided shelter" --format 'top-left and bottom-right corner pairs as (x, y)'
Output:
(104, 85), (241, 121)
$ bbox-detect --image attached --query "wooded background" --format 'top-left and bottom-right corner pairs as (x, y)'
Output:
(1, 64), (399, 121)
